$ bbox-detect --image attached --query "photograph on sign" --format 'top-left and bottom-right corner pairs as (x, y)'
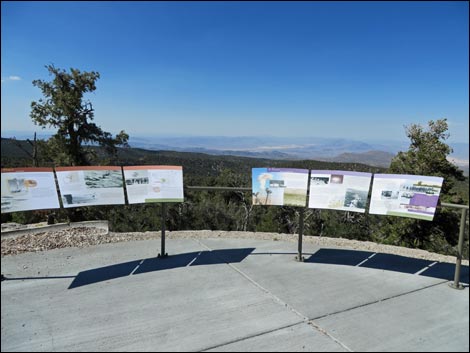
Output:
(123, 166), (184, 203)
(55, 166), (125, 208)
(369, 174), (443, 221)
(252, 168), (308, 206)
(308, 171), (372, 213)
(1, 168), (60, 213)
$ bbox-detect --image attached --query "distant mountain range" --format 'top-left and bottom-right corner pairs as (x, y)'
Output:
(122, 135), (397, 167)
(125, 135), (468, 171)
(1, 131), (468, 172)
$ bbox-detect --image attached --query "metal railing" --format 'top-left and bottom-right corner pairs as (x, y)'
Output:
(441, 203), (469, 289)
(182, 186), (469, 289)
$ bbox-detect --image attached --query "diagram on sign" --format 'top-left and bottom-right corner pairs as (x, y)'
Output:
(123, 166), (184, 203)
(1, 168), (60, 213)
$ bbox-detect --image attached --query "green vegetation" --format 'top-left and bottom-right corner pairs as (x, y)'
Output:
(381, 119), (468, 257)
(1, 136), (468, 259)
(1, 70), (468, 260)
(30, 65), (129, 166)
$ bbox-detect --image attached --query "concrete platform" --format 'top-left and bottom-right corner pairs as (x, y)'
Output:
(1, 237), (468, 352)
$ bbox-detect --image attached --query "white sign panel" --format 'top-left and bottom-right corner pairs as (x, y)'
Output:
(308, 170), (372, 213)
(55, 166), (125, 208)
(1, 168), (61, 213)
(252, 168), (309, 206)
(123, 166), (184, 203)
(369, 174), (443, 221)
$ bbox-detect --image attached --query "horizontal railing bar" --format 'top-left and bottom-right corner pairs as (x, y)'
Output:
(186, 186), (252, 192)
(440, 202), (469, 210)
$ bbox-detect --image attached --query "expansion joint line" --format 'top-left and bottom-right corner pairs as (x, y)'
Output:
(311, 279), (449, 322)
(195, 239), (354, 352)
(200, 322), (303, 352)
(304, 280), (450, 352)
(307, 321), (354, 352)
(195, 239), (308, 321)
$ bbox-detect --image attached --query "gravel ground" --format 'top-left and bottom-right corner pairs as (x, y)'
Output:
(1, 225), (467, 265)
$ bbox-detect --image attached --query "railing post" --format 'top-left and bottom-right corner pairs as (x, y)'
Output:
(449, 207), (467, 290)
(158, 203), (168, 258)
(296, 208), (305, 262)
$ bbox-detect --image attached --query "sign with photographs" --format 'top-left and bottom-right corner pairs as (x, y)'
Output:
(308, 171), (372, 213)
(369, 174), (443, 221)
(123, 166), (184, 203)
(1, 168), (60, 213)
(55, 166), (125, 208)
(252, 168), (309, 207)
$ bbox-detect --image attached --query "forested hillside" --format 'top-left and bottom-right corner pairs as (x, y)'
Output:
(1, 138), (468, 259)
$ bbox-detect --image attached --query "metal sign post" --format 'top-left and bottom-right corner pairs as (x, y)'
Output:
(296, 170), (311, 262)
(449, 207), (467, 290)
(296, 207), (305, 262)
(158, 203), (168, 258)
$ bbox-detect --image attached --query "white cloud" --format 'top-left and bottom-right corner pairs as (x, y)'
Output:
(1, 75), (22, 83)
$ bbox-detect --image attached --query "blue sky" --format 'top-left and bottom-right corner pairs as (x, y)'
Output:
(1, 1), (469, 143)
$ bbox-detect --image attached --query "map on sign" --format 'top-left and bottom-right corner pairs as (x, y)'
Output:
(308, 170), (372, 213)
(252, 168), (309, 207)
(123, 166), (184, 203)
(55, 166), (125, 208)
(369, 174), (443, 221)
(1, 168), (60, 213)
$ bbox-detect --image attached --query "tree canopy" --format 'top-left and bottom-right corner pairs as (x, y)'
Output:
(389, 118), (464, 198)
(378, 118), (467, 254)
(30, 65), (128, 166)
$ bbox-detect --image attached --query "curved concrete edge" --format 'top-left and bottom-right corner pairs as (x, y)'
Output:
(0, 220), (109, 238)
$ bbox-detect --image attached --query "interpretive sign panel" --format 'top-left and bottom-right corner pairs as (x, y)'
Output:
(55, 166), (125, 208)
(1, 168), (60, 213)
(369, 174), (443, 221)
(123, 166), (184, 203)
(252, 168), (309, 206)
(308, 171), (372, 213)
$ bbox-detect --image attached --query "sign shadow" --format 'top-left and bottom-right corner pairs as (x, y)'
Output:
(68, 248), (255, 289)
(305, 248), (469, 284)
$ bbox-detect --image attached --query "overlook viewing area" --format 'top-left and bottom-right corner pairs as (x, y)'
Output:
(2, 2), (469, 351)
(1, 170), (469, 351)
(1, 230), (469, 352)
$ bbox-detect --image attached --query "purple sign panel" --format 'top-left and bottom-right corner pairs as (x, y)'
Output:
(369, 174), (443, 221)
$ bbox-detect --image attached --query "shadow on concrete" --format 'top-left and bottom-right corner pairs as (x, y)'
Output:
(306, 248), (374, 266)
(420, 262), (469, 283)
(68, 248), (254, 289)
(305, 248), (469, 283)
(360, 253), (433, 274)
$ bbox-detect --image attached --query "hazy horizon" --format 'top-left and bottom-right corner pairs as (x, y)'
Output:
(2, 129), (470, 146)
(2, 129), (468, 156)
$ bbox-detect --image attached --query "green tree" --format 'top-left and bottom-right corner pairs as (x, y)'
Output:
(30, 64), (129, 166)
(389, 118), (464, 197)
(376, 118), (466, 256)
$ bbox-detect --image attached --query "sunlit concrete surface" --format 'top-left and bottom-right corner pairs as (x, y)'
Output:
(2, 236), (468, 352)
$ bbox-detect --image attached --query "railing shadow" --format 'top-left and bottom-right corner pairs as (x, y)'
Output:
(305, 248), (469, 284)
(68, 248), (255, 289)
